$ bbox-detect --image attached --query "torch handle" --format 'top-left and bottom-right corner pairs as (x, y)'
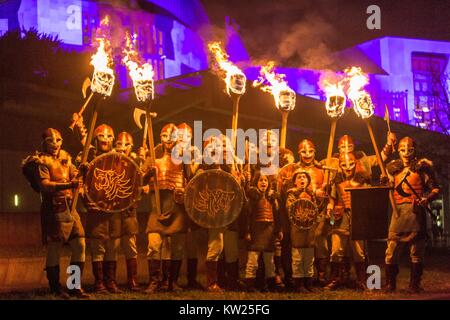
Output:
(231, 95), (241, 151)
(146, 104), (161, 216)
(324, 119), (337, 182)
(142, 116), (148, 150)
(365, 119), (399, 217)
(280, 111), (289, 149)
(71, 100), (99, 215)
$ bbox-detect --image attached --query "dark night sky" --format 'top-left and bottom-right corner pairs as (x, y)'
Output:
(202, 0), (450, 68)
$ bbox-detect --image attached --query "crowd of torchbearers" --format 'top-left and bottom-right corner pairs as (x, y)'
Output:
(21, 118), (440, 299)
(18, 20), (441, 299)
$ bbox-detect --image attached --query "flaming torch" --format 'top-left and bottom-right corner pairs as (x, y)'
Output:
(321, 77), (346, 182)
(253, 61), (296, 148)
(345, 66), (398, 216)
(208, 41), (246, 150)
(123, 32), (161, 216)
(71, 16), (115, 215)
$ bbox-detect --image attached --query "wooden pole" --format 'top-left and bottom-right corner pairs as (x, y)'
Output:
(231, 94), (241, 151)
(146, 103), (161, 216)
(280, 111), (289, 148)
(71, 98), (99, 215)
(365, 118), (399, 217)
(69, 92), (94, 130)
(324, 119), (337, 182)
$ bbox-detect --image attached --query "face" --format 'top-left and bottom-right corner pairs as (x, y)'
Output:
(161, 125), (177, 151)
(339, 153), (356, 179)
(95, 125), (114, 153)
(177, 128), (192, 148)
(298, 140), (315, 165)
(43, 129), (62, 156)
(278, 89), (296, 111)
(398, 137), (415, 165)
(294, 173), (309, 189)
(257, 175), (269, 193)
(115, 132), (133, 156)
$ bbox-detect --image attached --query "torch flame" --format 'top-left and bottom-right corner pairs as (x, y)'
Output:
(208, 41), (246, 96)
(253, 61), (296, 112)
(345, 66), (374, 119)
(90, 16), (115, 96)
(122, 33), (155, 102)
(319, 71), (347, 119)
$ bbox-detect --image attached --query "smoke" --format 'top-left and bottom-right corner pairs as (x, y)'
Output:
(276, 14), (336, 70)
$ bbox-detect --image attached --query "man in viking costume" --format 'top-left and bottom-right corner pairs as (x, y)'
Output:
(326, 152), (370, 291)
(114, 132), (141, 291)
(278, 139), (327, 288)
(384, 137), (440, 293)
(75, 122), (123, 294)
(174, 123), (204, 290)
(142, 123), (191, 293)
(22, 128), (89, 299)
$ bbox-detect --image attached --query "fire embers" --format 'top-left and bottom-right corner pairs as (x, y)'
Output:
(229, 73), (247, 95)
(208, 41), (247, 96)
(253, 61), (296, 112)
(278, 89), (296, 112)
(345, 66), (374, 119)
(91, 70), (115, 97)
(122, 32), (154, 102)
(90, 16), (115, 97)
(325, 93), (346, 118)
(352, 92), (374, 119)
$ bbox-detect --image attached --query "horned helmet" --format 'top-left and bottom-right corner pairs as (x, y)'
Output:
(115, 131), (133, 156)
(398, 137), (416, 165)
(298, 139), (316, 165)
(94, 124), (114, 153)
(339, 152), (356, 179)
(338, 135), (354, 154)
(160, 123), (178, 151)
(42, 128), (63, 157)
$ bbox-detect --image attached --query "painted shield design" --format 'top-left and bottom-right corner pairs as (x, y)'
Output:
(84, 152), (142, 213)
(184, 169), (244, 229)
(288, 198), (319, 230)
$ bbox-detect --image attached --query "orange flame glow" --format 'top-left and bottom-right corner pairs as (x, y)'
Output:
(122, 33), (154, 102)
(345, 66), (374, 119)
(319, 72), (347, 119)
(253, 61), (296, 112)
(208, 41), (246, 96)
(90, 16), (115, 96)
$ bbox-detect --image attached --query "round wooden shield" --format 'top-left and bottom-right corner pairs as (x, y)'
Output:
(84, 152), (142, 213)
(184, 169), (244, 229)
(288, 198), (319, 230)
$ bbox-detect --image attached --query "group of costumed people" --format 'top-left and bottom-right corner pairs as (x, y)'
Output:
(21, 114), (440, 299)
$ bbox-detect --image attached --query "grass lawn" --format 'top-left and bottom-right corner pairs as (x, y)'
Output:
(1, 248), (449, 300)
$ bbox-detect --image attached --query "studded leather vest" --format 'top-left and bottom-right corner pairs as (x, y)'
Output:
(394, 168), (424, 204)
(155, 153), (185, 190)
(254, 197), (274, 222)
